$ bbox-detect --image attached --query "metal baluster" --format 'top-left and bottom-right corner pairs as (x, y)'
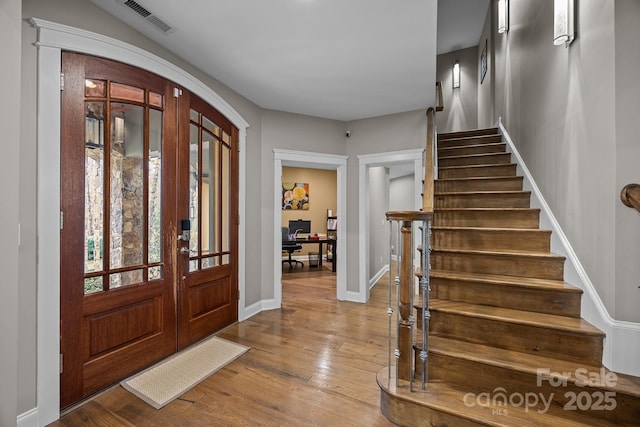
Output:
(394, 220), (401, 388)
(387, 220), (393, 380)
(409, 221), (415, 392)
(422, 219), (433, 388)
(419, 219), (428, 389)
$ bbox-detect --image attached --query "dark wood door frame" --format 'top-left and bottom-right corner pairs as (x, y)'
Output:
(60, 52), (238, 407)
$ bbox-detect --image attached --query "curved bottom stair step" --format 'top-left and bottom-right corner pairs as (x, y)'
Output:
(378, 368), (625, 427)
(412, 336), (640, 426)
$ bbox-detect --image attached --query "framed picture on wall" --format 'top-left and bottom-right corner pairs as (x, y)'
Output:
(480, 38), (488, 84)
(282, 182), (309, 210)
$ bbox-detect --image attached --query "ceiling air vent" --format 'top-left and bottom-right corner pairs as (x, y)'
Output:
(118, 0), (174, 34)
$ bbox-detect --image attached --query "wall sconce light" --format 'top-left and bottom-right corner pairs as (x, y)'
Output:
(452, 60), (460, 89)
(498, 0), (508, 34)
(553, 0), (574, 46)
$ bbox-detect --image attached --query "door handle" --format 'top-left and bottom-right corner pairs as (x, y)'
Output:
(179, 247), (190, 255)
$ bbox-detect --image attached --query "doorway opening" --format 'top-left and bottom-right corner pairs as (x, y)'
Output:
(273, 150), (348, 307)
(357, 149), (424, 301)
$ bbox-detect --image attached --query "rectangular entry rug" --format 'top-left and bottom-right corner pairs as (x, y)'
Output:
(121, 336), (250, 409)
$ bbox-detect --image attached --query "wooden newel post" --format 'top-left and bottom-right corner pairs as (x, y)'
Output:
(397, 220), (413, 381)
(386, 210), (432, 386)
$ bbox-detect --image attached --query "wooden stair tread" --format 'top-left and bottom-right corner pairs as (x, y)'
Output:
(436, 176), (522, 183)
(438, 152), (510, 160)
(434, 209), (542, 229)
(428, 299), (604, 336)
(426, 336), (640, 397)
(438, 142), (506, 152)
(435, 190), (531, 196)
(438, 129), (499, 139)
(377, 369), (622, 427)
(433, 248), (565, 259)
(435, 176), (524, 191)
(432, 226), (550, 234)
(439, 163), (517, 170)
(436, 207), (540, 212)
(429, 270), (581, 293)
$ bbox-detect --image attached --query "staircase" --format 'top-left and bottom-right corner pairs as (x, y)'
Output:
(378, 128), (640, 426)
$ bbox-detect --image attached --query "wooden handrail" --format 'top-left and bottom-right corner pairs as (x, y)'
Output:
(621, 184), (640, 213)
(422, 83), (443, 213)
(423, 108), (436, 212)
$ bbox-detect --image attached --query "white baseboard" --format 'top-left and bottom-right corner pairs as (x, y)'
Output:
(17, 408), (38, 427)
(241, 298), (280, 322)
(344, 290), (367, 303)
(369, 264), (389, 291)
(498, 118), (640, 377)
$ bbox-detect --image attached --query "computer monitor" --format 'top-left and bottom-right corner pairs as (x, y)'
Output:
(289, 219), (311, 235)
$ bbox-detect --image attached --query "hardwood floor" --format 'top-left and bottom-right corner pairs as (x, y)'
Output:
(51, 266), (395, 426)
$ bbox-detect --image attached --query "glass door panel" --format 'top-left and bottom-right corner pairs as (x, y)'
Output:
(188, 109), (229, 270)
(84, 102), (106, 294)
(61, 52), (177, 407)
(177, 97), (238, 349)
(188, 122), (200, 266)
(109, 103), (144, 288)
(148, 108), (163, 279)
(82, 88), (165, 292)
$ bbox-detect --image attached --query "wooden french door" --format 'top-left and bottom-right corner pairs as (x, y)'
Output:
(176, 94), (239, 349)
(60, 52), (238, 407)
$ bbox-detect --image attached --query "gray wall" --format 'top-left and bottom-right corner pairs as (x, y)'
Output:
(478, 3), (494, 127)
(1, 2), (21, 426)
(483, 0), (640, 321)
(368, 167), (389, 277)
(436, 46), (479, 132)
(389, 174), (416, 257)
(614, 0), (640, 321)
(390, 175), (416, 212)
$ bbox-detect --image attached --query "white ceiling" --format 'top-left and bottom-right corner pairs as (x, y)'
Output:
(91, 0), (489, 121)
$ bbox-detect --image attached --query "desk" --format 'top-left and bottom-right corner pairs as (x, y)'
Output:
(283, 238), (336, 272)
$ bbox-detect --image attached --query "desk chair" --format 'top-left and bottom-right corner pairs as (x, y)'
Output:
(282, 227), (304, 269)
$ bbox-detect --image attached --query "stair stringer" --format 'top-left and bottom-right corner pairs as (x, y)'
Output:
(497, 118), (640, 377)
